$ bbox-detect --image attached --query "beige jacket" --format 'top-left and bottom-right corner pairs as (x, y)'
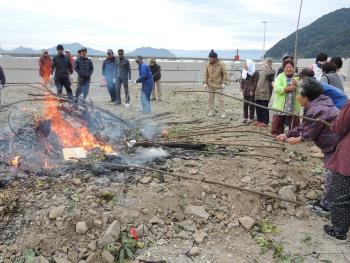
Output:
(203, 61), (230, 89)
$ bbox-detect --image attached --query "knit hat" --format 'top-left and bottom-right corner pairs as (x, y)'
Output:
(107, 49), (114, 54)
(208, 49), (218, 58)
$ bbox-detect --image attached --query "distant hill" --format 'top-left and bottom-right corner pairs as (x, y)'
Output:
(265, 8), (350, 59)
(10, 46), (40, 54)
(128, 47), (176, 58)
(171, 49), (264, 60)
(47, 43), (105, 56)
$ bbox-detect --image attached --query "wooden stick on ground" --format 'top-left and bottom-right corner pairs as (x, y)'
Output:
(93, 161), (304, 206)
(175, 90), (332, 127)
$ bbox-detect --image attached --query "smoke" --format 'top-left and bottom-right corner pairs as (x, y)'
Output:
(114, 147), (169, 165)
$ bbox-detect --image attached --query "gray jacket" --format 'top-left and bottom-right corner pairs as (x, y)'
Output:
(255, 65), (275, 100)
(115, 57), (131, 79)
(320, 72), (344, 91)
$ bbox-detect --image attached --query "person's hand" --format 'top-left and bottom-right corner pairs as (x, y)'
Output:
(291, 79), (298, 87)
(286, 136), (301, 145)
(276, 134), (287, 142)
(284, 85), (295, 93)
(249, 91), (255, 96)
(203, 83), (208, 90)
(129, 80), (136, 85)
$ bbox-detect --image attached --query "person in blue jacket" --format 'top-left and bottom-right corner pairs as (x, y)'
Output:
(135, 55), (154, 114)
(102, 49), (117, 102)
(299, 68), (348, 109)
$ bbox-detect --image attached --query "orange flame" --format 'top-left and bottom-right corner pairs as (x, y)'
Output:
(10, 156), (21, 167)
(44, 97), (113, 153)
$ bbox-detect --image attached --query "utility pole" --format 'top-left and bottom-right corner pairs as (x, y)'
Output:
(294, 0), (303, 66)
(262, 21), (267, 59)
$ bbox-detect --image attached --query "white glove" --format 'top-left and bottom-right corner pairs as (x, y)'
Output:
(129, 80), (136, 85)
(203, 84), (208, 90)
(113, 78), (116, 84)
(50, 75), (54, 80)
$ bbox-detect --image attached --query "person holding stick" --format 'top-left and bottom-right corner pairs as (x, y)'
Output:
(276, 77), (339, 214)
(271, 60), (300, 135)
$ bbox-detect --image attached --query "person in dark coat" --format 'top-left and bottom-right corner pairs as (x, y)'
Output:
(325, 101), (350, 240)
(240, 59), (259, 123)
(277, 77), (340, 213)
(150, 58), (162, 101)
(0, 65), (6, 104)
(102, 49), (117, 102)
(51, 44), (73, 99)
(320, 62), (344, 91)
(115, 49), (131, 106)
(74, 47), (94, 102)
(135, 55), (154, 114)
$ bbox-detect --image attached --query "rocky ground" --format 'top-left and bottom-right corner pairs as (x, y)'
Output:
(1, 82), (350, 263)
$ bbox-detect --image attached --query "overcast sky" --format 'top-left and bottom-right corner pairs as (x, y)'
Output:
(0, 0), (349, 51)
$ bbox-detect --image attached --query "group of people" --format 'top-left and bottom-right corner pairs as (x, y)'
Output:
(39, 44), (163, 114)
(203, 50), (350, 240)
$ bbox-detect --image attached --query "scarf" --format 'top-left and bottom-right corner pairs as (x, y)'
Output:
(241, 59), (256, 80)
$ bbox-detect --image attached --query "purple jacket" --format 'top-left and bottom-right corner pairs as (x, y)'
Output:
(288, 94), (340, 163)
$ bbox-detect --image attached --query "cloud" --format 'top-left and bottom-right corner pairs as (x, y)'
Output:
(0, 0), (349, 51)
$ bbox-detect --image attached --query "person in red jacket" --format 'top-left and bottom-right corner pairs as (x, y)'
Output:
(39, 49), (52, 87)
(325, 101), (350, 240)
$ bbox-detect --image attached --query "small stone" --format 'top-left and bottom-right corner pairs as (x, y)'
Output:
(156, 239), (167, 246)
(238, 216), (255, 230)
(140, 176), (152, 184)
(278, 186), (297, 201)
(101, 251), (115, 263)
(93, 219), (103, 226)
(76, 221), (88, 234)
(85, 253), (99, 263)
(266, 205), (273, 213)
(178, 220), (197, 232)
(49, 206), (65, 219)
(136, 224), (149, 237)
(193, 230), (207, 244)
(87, 241), (96, 251)
(240, 176), (252, 184)
(53, 256), (72, 263)
(34, 256), (49, 263)
(227, 219), (240, 230)
(189, 247), (201, 256)
(189, 169), (199, 175)
(178, 230), (191, 239)
(305, 190), (318, 200)
(149, 216), (164, 225)
(173, 212), (185, 222)
(72, 178), (82, 186)
(98, 220), (121, 248)
(184, 205), (209, 220)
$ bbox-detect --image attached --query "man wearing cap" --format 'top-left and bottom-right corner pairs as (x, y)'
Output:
(135, 56), (154, 114)
(203, 49), (230, 118)
(102, 49), (117, 102)
(51, 44), (74, 99)
(74, 47), (94, 102)
(150, 58), (162, 101)
(115, 49), (131, 107)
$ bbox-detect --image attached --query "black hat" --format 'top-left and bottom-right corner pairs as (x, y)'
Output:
(56, 44), (64, 50)
(208, 49), (218, 58)
(136, 55), (143, 61)
(107, 49), (114, 54)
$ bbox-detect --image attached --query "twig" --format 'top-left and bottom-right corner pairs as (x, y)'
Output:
(178, 149), (277, 159)
(88, 161), (304, 205)
(175, 90), (332, 127)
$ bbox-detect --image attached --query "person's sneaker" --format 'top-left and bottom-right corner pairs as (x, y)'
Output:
(125, 103), (130, 108)
(246, 119), (254, 124)
(254, 121), (261, 126)
(307, 200), (330, 215)
(258, 123), (268, 128)
(241, 119), (248, 124)
(208, 111), (215, 117)
(220, 113), (226, 119)
(324, 225), (347, 240)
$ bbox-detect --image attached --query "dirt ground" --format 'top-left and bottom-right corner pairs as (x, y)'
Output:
(1, 81), (350, 263)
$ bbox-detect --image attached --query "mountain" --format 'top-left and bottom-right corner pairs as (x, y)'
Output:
(171, 49), (264, 60)
(10, 46), (40, 54)
(127, 47), (176, 58)
(265, 8), (350, 59)
(47, 43), (105, 56)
